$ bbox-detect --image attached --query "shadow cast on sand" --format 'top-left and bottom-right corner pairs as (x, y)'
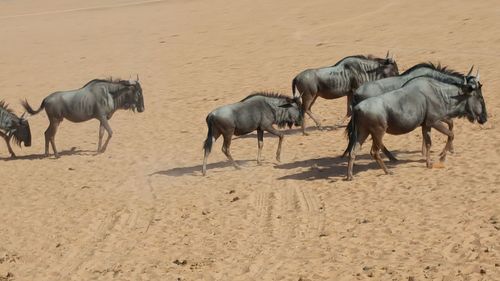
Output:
(234, 125), (343, 139)
(151, 159), (253, 177)
(275, 152), (425, 181)
(0, 147), (95, 161)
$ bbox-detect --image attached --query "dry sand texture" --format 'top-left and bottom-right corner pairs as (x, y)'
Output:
(0, 0), (499, 280)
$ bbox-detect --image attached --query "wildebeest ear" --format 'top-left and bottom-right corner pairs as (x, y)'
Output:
(279, 103), (293, 108)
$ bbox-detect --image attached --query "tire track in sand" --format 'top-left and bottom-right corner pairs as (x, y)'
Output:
(245, 185), (325, 279)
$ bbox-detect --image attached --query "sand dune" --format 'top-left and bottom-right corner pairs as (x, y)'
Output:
(0, 0), (499, 280)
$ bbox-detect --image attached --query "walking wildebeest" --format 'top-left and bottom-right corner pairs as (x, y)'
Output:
(22, 77), (144, 158)
(342, 63), (476, 160)
(345, 75), (486, 181)
(202, 92), (302, 176)
(0, 100), (31, 158)
(291, 52), (399, 135)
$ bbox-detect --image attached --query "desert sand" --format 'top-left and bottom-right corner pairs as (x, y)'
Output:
(0, 0), (499, 280)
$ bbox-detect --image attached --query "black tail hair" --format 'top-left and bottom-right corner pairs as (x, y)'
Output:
(21, 99), (45, 115)
(203, 114), (215, 153)
(292, 77), (297, 97)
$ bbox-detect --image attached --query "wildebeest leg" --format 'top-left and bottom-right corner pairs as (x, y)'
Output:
(370, 132), (392, 175)
(257, 129), (264, 165)
(432, 122), (454, 163)
(222, 134), (239, 169)
(0, 132), (15, 158)
(202, 129), (221, 176)
(346, 128), (369, 181)
(442, 118), (454, 153)
(337, 94), (352, 126)
(422, 125), (432, 168)
(264, 126), (284, 162)
(381, 146), (398, 162)
(98, 117), (113, 153)
(45, 118), (61, 158)
(301, 93), (322, 135)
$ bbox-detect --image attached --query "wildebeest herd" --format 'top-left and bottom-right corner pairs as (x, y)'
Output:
(0, 52), (487, 181)
(202, 52), (487, 180)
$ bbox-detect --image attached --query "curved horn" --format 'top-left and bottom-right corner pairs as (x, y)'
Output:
(476, 68), (480, 81)
(464, 76), (467, 85)
(386, 50), (390, 59)
(136, 74), (139, 81)
(20, 112), (26, 119)
(466, 65), (474, 76)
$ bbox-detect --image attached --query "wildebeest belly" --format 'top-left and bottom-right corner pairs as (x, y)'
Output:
(233, 127), (256, 136)
(385, 110), (425, 135)
(317, 89), (347, 99)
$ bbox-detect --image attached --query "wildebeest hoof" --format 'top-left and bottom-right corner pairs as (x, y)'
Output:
(385, 170), (394, 175)
(345, 176), (354, 181)
(10, 154), (16, 159)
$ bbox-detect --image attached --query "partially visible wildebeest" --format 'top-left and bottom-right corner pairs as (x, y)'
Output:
(343, 63), (477, 160)
(202, 92), (302, 176)
(292, 52), (399, 134)
(345, 75), (487, 181)
(0, 100), (31, 158)
(22, 77), (144, 158)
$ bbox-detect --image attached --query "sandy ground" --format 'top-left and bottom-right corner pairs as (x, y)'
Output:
(0, 0), (499, 280)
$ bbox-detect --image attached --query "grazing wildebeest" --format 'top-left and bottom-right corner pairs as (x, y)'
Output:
(202, 92), (302, 176)
(343, 63), (476, 160)
(21, 77), (144, 158)
(345, 75), (486, 181)
(291, 52), (399, 135)
(0, 101), (31, 158)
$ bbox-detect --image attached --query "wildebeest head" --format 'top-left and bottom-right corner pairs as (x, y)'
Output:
(125, 77), (144, 113)
(462, 70), (487, 124)
(278, 98), (303, 128)
(368, 51), (399, 79)
(381, 51), (399, 77)
(10, 115), (31, 147)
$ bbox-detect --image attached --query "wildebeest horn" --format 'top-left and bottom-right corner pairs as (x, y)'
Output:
(476, 68), (480, 81)
(386, 50), (390, 59)
(466, 65), (474, 76)
(20, 112), (26, 119)
(463, 76), (467, 85)
(136, 74), (139, 81)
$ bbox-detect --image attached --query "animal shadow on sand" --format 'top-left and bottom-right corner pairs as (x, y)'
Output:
(0, 147), (94, 161)
(151, 159), (253, 177)
(275, 150), (423, 181)
(235, 125), (343, 139)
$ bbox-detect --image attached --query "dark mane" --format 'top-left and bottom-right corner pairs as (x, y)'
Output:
(0, 100), (14, 115)
(241, 91), (294, 102)
(401, 62), (465, 78)
(332, 54), (386, 67)
(81, 77), (133, 88)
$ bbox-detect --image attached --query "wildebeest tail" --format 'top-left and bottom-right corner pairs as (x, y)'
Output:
(203, 113), (215, 153)
(292, 77), (298, 98)
(21, 99), (45, 115)
(342, 111), (357, 158)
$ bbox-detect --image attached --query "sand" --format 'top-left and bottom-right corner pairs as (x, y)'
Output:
(0, 0), (499, 280)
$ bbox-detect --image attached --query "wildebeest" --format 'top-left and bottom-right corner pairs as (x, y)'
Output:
(0, 100), (31, 158)
(22, 77), (144, 158)
(202, 92), (302, 176)
(291, 52), (399, 134)
(345, 75), (486, 181)
(343, 63), (476, 160)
